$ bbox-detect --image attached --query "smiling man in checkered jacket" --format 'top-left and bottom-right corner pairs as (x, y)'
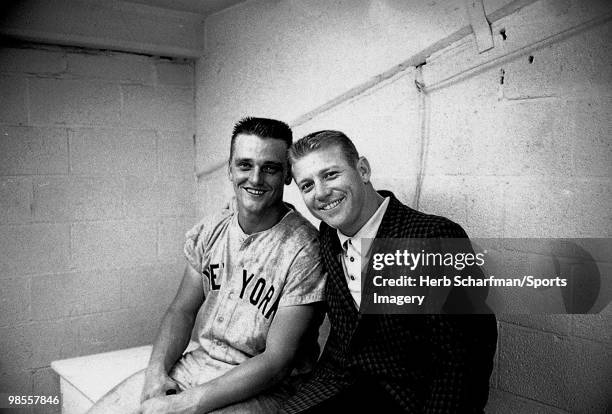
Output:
(283, 130), (497, 414)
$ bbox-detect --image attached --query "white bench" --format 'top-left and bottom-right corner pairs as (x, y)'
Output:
(51, 339), (532, 414)
(50, 319), (330, 414)
(51, 346), (152, 414)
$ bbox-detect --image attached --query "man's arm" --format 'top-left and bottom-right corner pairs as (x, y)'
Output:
(141, 264), (205, 402)
(139, 303), (318, 414)
(425, 220), (497, 412)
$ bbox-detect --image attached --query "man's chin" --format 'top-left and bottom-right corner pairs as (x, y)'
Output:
(316, 212), (346, 229)
(239, 202), (266, 214)
(238, 199), (284, 216)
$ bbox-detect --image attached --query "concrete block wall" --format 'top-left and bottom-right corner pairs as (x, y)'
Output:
(198, 0), (610, 412)
(287, 71), (422, 223)
(419, 2), (611, 412)
(0, 44), (196, 412)
(195, 0), (523, 185)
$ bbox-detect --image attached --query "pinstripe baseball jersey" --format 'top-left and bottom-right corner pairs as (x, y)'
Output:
(169, 206), (325, 389)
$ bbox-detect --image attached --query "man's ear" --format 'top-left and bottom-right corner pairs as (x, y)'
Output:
(284, 164), (293, 185)
(227, 161), (233, 181)
(356, 157), (372, 183)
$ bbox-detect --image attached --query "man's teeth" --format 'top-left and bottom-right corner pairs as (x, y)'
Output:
(322, 198), (343, 211)
(245, 188), (265, 195)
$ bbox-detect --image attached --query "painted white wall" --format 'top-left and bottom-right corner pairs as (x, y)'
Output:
(195, 0), (524, 171)
(0, 45), (197, 405)
(196, 1), (612, 412)
(0, 0), (204, 57)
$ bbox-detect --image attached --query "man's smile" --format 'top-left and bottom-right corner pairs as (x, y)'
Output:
(244, 187), (267, 196)
(320, 197), (345, 211)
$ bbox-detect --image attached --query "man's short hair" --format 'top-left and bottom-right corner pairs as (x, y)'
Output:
(289, 130), (359, 166)
(230, 117), (293, 159)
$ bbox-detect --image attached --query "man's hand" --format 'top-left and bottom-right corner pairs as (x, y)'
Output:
(140, 265), (204, 403)
(140, 370), (180, 403)
(138, 393), (199, 414)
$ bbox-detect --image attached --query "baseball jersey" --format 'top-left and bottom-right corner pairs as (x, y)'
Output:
(170, 206), (325, 388)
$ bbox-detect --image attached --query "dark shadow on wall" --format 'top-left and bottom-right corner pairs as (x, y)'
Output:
(550, 240), (607, 314)
(467, 239), (610, 315)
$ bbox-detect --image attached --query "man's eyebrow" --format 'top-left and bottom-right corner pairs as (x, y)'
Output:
(295, 177), (311, 186)
(233, 158), (284, 168)
(295, 166), (339, 185)
(262, 161), (284, 167)
(318, 165), (341, 175)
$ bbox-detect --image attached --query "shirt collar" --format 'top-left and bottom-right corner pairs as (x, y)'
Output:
(337, 197), (390, 253)
(232, 203), (294, 240)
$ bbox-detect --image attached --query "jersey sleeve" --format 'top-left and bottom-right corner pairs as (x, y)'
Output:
(184, 219), (208, 273)
(278, 238), (326, 307)
(184, 203), (234, 272)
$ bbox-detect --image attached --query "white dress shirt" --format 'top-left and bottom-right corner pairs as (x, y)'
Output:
(337, 197), (390, 309)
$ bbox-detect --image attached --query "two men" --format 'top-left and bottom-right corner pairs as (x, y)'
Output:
(283, 130), (497, 413)
(89, 117), (325, 414)
(91, 120), (496, 414)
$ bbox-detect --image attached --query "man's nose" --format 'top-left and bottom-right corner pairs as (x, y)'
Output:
(314, 183), (331, 201)
(249, 168), (263, 185)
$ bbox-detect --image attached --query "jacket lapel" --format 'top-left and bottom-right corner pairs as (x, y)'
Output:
(326, 192), (414, 323)
(374, 191), (406, 239)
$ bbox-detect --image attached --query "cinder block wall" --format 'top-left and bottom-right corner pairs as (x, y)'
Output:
(194, 0), (493, 212)
(419, 3), (611, 413)
(0, 44), (196, 410)
(198, 0), (611, 413)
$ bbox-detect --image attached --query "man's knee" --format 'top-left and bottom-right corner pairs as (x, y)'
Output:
(86, 370), (145, 414)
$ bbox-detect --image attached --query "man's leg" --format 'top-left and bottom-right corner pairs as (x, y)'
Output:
(86, 370), (145, 414)
(298, 380), (404, 414)
(87, 363), (299, 414)
(208, 379), (297, 414)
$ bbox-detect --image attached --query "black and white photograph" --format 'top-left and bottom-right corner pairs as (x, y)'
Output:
(0, 0), (610, 413)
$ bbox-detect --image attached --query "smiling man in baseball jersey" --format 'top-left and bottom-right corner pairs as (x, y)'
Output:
(88, 117), (325, 414)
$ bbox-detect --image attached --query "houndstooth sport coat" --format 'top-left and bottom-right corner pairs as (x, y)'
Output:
(281, 191), (497, 414)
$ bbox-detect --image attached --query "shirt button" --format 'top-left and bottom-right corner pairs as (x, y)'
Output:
(217, 316), (224, 323)
(349, 256), (355, 262)
(228, 292), (234, 299)
(350, 275), (355, 280)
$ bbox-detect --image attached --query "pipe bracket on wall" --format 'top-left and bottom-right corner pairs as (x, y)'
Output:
(464, 0), (494, 53)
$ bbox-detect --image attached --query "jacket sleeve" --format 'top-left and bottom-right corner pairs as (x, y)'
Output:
(425, 220), (495, 413)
